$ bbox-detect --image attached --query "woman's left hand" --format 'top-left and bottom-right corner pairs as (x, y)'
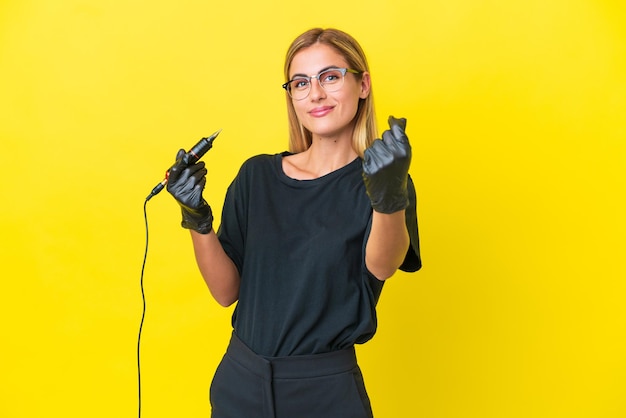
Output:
(362, 116), (412, 214)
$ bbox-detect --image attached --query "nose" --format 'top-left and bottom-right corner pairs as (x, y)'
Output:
(308, 77), (326, 100)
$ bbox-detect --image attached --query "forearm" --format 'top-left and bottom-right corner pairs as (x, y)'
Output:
(365, 209), (410, 281)
(190, 230), (240, 307)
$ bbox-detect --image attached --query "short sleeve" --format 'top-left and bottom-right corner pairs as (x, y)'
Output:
(216, 165), (249, 276)
(400, 174), (422, 272)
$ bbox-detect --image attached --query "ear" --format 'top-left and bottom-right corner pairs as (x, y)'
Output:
(359, 71), (371, 99)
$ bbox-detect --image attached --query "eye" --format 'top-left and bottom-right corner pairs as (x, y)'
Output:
(292, 78), (310, 90)
(321, 69), (342, 84)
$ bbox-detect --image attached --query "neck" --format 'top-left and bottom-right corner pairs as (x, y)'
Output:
(308, 132), (357, 170)
(282, 134), (358, 180)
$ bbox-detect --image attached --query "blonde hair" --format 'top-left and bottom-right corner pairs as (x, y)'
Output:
(283, 28), (378, 158)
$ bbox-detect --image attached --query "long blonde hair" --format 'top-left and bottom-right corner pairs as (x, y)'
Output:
(283, 28), (378, 158)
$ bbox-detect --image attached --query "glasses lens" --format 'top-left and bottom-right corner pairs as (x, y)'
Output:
(319, 69), (345, 92)
(286, 69), (348, 100)
(289, 78), (310, 100)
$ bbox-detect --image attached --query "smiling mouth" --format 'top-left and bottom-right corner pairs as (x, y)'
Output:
(309, 106), (334, 117)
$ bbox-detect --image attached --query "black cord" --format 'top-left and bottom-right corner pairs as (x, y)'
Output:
(138, 198), (149, 418)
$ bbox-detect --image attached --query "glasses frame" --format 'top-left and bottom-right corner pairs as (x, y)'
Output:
(282, 67), (361, 100)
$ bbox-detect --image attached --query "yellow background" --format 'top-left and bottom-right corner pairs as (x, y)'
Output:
(1, 0), (624, 417)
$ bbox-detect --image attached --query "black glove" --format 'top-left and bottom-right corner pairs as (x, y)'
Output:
(362, 116), (412, 214)
(166, 149), (213, 234)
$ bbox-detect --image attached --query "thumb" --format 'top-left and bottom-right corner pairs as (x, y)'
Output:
(172, 149), (191, 169)
(388, 115), (407, 133)
(168, 149), (188, 183)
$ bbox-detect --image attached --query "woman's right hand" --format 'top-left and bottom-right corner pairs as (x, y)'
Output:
(168, 149), (240, 306)
(166, 149), (214, 234)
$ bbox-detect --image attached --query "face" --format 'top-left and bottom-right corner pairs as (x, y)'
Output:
(288, 43), (370, 140)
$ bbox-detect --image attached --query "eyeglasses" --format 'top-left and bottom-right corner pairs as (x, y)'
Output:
(282, 67), (361, 101)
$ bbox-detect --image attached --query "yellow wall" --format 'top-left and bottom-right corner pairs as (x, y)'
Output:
(1, 0), (624, 417)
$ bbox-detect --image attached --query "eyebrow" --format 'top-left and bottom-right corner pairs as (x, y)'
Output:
(290, 65), (342, 79)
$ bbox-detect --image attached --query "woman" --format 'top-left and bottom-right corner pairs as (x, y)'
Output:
(166, 27), (421, 418)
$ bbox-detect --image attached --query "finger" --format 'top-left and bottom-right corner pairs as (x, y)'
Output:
(363, 141), (381, 174)
(364, 139), (394, 174)
(388, 116), (408, 143)
(382, 129), (395, 145)
(195, 175), (207, 191)
(189, 167), (208, 187)
(186, 161), (206, 176)
(177, 163), (206, 190)
(168, 149), (189, 184)
(388, 115), (407, 132)
(188, 175), (207, 203)
(171, 149), (190, 169)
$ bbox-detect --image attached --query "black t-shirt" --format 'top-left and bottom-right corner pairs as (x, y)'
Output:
(217, 152), (421, 357)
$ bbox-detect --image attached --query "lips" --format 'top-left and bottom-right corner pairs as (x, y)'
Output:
(309, 106), (334, 117)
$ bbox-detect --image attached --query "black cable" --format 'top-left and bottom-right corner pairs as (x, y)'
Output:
(138, 198), (149, 418)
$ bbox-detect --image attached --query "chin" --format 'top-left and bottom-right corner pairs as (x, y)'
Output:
(304, 117), (353, 139)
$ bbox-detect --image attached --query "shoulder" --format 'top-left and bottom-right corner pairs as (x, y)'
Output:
(230, 153), (286, 187)
(241, 153), (275, 166)
(237, 153), (282, 175)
